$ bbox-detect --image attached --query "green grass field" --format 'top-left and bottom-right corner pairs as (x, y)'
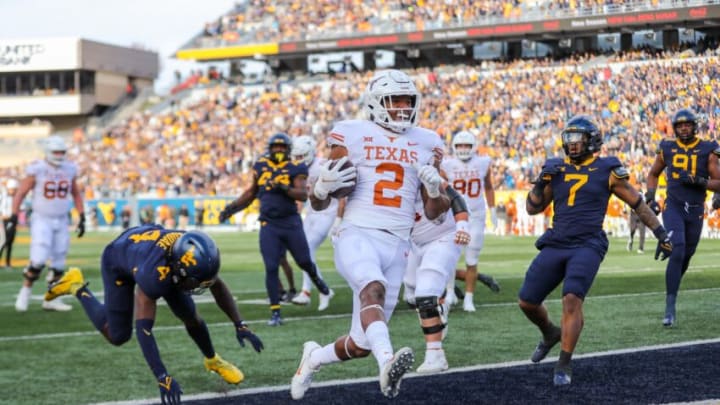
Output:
(1, 230), (720, 405)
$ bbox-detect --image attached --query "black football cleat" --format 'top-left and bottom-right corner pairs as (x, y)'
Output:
(310, 274), (330, 296)
(662, 313), (675, 327)
(531, 326), (561, 363)
(553, 365), (572, 386)
(477, 274), (501, 293)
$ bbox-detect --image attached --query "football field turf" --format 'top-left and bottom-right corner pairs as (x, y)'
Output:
(1, 230), (719, 404)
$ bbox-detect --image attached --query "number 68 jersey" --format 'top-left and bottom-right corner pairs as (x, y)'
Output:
(26, 159), (78, 216)
(327, 119), (443, 239)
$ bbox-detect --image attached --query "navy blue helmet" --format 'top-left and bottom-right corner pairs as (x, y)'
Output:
(267, 132), (292, 163)
(561, 115), (603, 162)
(671, 108), (698, 143)
(170, 231), (220, 294)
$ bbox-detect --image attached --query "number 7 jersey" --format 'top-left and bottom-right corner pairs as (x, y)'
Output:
(26, 159), (78, 216)
(327, 119), (443, 239)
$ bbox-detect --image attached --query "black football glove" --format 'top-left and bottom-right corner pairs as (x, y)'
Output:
(533, 164), (561, 186)
(218, 201), (240, 223)
(157, 374), (182, 405)
(712, 193), (720, 210)
(235, 321), (264, 353)
(679, 171), (708, 190)
(268, 179), (290, 194)
(6, 213), (18, 232)
(653, 227), (673, 261)
(76, 213), (86, 238)
(645, 188), (661, 216)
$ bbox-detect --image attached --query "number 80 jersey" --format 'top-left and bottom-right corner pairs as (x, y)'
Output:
(26, 159), (78, 217)
(327, 119), (443, 239)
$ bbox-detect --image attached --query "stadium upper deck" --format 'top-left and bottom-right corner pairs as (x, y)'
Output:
(179, 0), (720, 52)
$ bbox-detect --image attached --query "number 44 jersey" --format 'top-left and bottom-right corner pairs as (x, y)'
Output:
(327, 119), (443, 239)
(27, 159), (79, 216)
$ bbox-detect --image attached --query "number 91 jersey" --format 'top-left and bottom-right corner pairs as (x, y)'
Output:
(327, 119), (443, 238)
(26, 159), (78, 216)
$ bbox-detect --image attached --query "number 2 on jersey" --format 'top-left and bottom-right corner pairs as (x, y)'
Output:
(373, 162), (404, 207)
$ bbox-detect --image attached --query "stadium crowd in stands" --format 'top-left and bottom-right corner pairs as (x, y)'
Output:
(0, 39), (718, 204)
(195, 0), (668, 46)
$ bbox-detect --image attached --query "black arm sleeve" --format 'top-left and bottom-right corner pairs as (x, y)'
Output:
(445, 185), (468, 216)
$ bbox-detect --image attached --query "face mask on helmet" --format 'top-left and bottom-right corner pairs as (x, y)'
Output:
(45, 136), (68, 166)
(267, 133), (292, 163)
(562, 131), (589, 161)
(452, 131), (477, 161)
(561, 115), (602, 163)
(363, 70), (421, 134)
(292, 135), (317, 165)
(170, 231), (220, 295)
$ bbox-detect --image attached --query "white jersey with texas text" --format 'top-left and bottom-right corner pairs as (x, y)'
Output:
(327, 119), (443, 239)
(441, 155), (491, 216)
(26, 159), (78, 217)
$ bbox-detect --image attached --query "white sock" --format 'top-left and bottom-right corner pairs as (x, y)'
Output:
(426, 341), (442, 350)
(365, 321), (394, 371)
(464, 292), (474, 302)
(309, 343), (340, 369)
(18, 286), (32, 299)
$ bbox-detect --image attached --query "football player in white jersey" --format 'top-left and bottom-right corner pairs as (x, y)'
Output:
(441, 131), (501, 312)
(290, 135), (339, 311)
(403, 177), (471, 373)
(0, 178), (19, 269)
(9, 136), (85, 312)
(291, 69), (450, 400)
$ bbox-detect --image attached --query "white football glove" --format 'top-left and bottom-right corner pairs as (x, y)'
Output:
(489, 207), (498, 229)
(313, 156), (357, 200)
(330, 216), (343, 236)
(455, 220), (471, 245)
(418, 164), (442, 198)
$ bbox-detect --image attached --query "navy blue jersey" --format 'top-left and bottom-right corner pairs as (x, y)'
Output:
(253, 155), (308, 221)
(657, 138), (720, 205)
(540, 156), (625, 249)
(103, 224), (185, 300)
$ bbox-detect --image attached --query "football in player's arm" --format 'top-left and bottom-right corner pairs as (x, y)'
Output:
(292, 70), (449, 401)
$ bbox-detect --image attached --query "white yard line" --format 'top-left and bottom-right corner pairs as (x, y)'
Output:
(4, 287), (720, 343)
(90, 337), (720, 405)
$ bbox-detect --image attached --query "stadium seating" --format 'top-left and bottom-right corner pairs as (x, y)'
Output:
(1, 38), (718, 202)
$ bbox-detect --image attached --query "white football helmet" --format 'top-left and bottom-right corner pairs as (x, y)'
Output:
(452, 131), (477, 161)
(363, 69), (421, 134)
(292, 135), (317, 166)
(6, 179), (18, 189)
(44, 135), (68, 166)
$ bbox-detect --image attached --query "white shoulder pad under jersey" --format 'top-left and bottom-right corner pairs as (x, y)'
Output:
(441, 155), (491, 215)
(27, 159), (78, 216)
(328, 120), (443, 238)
